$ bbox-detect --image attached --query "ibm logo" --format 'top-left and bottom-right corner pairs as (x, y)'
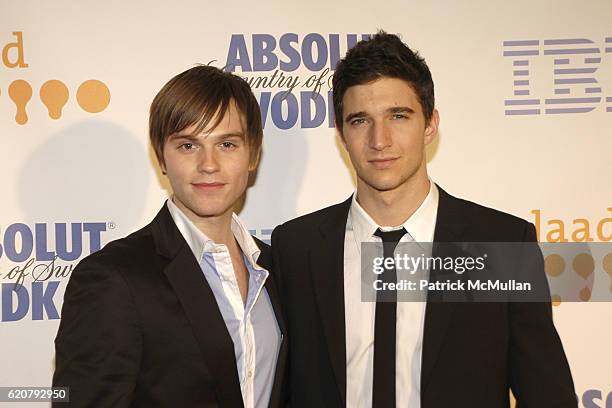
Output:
(503, 37), (612, 115)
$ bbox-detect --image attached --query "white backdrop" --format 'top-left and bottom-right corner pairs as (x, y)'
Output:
(1, 0), (611, 406)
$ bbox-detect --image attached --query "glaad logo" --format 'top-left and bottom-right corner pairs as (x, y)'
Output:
(0, 221), (109, 322)
(503, 37), (612, 115)
(2, 31), (111, 125)
(532, 208), (612, 243)
(225, 33), (373, 129)
(532, 208), (612, 306)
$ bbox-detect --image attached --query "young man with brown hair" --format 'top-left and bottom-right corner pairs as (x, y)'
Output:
(53, 65), (286, 408)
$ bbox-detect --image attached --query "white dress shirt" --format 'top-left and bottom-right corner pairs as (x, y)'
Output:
(344, 181), (439, 408)
(167, 199), (281, 408)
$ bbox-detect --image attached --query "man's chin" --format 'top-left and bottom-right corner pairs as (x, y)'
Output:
(192, 206), (233, 219)
(359, 176), (405, 193)
(177, 199), (233, 220)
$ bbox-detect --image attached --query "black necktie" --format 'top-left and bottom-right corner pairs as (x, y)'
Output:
(372, 227), (406, 408)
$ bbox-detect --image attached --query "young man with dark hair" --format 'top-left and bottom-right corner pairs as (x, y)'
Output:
(272, 32), (576, 407)
(53, 65), (286, 408)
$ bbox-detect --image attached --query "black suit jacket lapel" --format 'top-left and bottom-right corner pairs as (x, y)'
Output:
(151, 205), (244, 408)
(254, 239), (288, 408)
(421, 187), (468, 393)
(310, 197), (352, 407)
(253, 238), (287, 339)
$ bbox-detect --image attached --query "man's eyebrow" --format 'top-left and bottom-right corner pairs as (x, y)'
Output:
(344, 107), (416, 123)
(344, 111), (368, 123)
(168, 133), (199, 141)
(209, 132), (245, 141)
(387, 106), (415, 114)
(168, 131), (245, 141)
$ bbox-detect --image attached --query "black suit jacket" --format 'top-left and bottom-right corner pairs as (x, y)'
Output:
(271, 186), (576, 408)
(53, 204), (287, 407)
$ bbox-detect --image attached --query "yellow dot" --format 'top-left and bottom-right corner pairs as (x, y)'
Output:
(551, 294), (562, 307)
(76, 80), (110, 113)
(544, 254), (565, 277)
(603, 253), (612, 275)
(573, 253), (594, 279)
(40, 80), (69, 119)
(8, 79), (33, 125)
(579, 287), (591, 302)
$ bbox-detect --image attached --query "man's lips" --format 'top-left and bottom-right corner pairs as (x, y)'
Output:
(368, 157), (398, 169)
(192, 182), (225, 191)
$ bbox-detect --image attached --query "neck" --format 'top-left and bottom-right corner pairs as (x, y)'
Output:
(193, 214), (236, 246)
(356, 171), (430, 227)
(172, 199), (236, 246)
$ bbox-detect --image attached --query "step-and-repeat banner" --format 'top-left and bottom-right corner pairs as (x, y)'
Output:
(1, 0), (611, 406)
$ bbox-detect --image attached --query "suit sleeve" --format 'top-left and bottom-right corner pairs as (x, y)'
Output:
(52, 255), (142, 407)
(509, 222), (577, 407)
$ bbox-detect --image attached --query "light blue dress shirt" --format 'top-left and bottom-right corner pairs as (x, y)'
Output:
(167, 199), (281, 408)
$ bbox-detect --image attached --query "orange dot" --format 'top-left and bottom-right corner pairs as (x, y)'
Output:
(544, 254), (565, 277)
(40, 80), (69, 119)
(579, 287), (591, 302)
(76, 80), (110, 113)
(8, 79), (33, 125)
(603, 253), (612, 275)
(572, 253), (594, 279)
(551, 294), (562, 307)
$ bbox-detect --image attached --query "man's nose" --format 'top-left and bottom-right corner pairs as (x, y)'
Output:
(369, 121), (392, 151)
(197, 148), (220, 174)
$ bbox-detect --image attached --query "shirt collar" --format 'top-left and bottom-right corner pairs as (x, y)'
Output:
(166, 198), (263, 270)
(349, 180), (439, 244)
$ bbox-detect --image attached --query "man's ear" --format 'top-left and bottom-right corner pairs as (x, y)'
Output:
(424, 109), (440, 145)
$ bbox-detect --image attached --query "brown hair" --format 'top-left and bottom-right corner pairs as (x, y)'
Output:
(149, 65), (263, 166)
(333, 31), (435, 129)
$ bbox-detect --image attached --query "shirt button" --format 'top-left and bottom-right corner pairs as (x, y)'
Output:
(247, 369), (253, 378)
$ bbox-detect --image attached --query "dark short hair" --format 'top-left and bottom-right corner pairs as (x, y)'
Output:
(149, 65), (263, 166)
(332, 31), (435, 129)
